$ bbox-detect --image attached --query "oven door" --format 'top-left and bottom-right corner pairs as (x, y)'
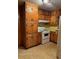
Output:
(42, 32), (50, 39)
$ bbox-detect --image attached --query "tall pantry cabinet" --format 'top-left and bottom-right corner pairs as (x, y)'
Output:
(24, 2), (41, 48)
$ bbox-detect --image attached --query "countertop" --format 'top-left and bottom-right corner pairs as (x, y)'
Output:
(38, 26), (59, 32)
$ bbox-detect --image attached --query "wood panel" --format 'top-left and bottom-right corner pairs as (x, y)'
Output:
(18, 3), (25, 47)
(25, 2), (40, 48)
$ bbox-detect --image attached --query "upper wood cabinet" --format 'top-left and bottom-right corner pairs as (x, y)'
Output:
(38, 9), (51, 20)
(25, 2), (38, 21)
(50, 16), (59, 26)
(51, 9), (60, 17)
(25, 2), (38, 33)
(50, 9), (60, 26)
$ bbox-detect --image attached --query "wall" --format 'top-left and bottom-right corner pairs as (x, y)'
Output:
(18, 3), (25, 47)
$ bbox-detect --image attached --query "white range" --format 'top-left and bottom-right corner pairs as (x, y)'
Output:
(42, 30), (50, 44)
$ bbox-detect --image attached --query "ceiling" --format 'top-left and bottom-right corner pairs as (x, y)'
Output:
(18, 0), (61, 11)
(29, 0), (61, 11)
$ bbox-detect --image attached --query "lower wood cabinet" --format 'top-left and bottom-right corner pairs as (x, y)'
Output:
(25, 33), (41, 48)
(38, 32), (42, 44)
(25, 34), (33, 48)
(50, 31), (58, 43)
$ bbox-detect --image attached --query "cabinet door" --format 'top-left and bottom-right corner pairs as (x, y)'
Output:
(26, 23), (33, 33)
(50, 33), (53, 42)
(53, 32), (58, 43)
(26, 23), (38, 33)
(37, 33), (41, 44)
(26, 2), (38, 20)
(32, 33), (38, 45)
(33, 33), (41, 45)
(25, 2), (38, 33)
(38, 33), (42, 44)
(50, 32), (58, 43)
(33, 23), (38, 32)
(25, 33), (41, 48)
(50, 16), (58, 26)
(26, 34), (33, 48)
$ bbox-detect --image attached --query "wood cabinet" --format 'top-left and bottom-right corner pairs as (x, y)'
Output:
(38, 32), (42, 44)
(50, 9), (60, 44)
(38, 9), (51, 20)
(50, 31), (58, 43)
(25, 2), (40, 48)
(50, 9), (60, 26)
(52, 9), (60, 17)
(50, 16), (59, 26)
(25, 33), (41, 48)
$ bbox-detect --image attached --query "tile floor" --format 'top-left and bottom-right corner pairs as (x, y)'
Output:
(18, 42), (57, 59)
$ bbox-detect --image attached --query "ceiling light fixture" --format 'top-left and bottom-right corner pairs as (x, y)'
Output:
(42, 0), (48, 4)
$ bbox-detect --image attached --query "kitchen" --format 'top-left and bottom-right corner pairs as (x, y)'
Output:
(18, 0), (61, 59)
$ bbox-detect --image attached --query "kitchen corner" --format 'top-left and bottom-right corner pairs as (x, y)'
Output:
(18, 0), (61, 59)
(38, 19), (59, 44)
